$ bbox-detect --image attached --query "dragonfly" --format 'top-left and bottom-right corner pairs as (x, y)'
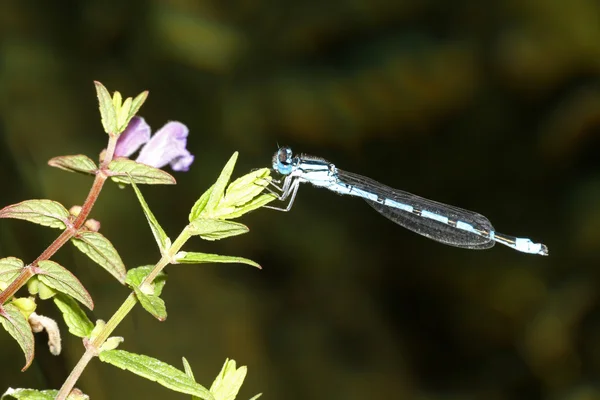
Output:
(265, 146), (548, 256)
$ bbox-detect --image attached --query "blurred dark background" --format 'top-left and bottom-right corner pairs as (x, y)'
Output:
(1, 0), (600, 399)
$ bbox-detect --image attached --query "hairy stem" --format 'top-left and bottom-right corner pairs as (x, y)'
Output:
(0, 268), (35, 306)
(101, 133), (118, 169)
(55, 346), (95, 400)
(34, 174), (106, 265)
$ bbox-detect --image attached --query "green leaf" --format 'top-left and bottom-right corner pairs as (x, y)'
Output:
(182, 358), (202, 400)
(182, 357), (194, 378)
(209, 169), (276, 219)
(99, 336), (124, 352)
(129, 178), (170, 253)
(210, 359), (247, 400)
(95, 81), (118, 134)
(37, 260), (94, 309)
(53, 294), (94, 338)
(221, 168), (271, 208)
(111, 89), (148, 134)
(89, 320), (106, 342)
(175, 252), (260, 269)
(126, 266), (167, 296)
(135, 288), (166, 321)
(190, 157), (275, 221)
(126, 266), (167, 321)
(129, 91), (149, 123)
(71, 231), (126, 283)
(117, 96), (132, 132)
(112, 90), (123, 110)
(0, 199), (70, 229)
(26, 278), (39, 295)
(10, 298), (36, 319)
(47, 154), (98, 175)
(0, 304), (34, 371)
(1, 388), (59, 400)
(217, 193), (277, 220)
(249, 394), (263, 400)
(188, 219), (249, 241)
(205, 152), (238, 213)
(99, 350), (215, 400)
(27, 277), (57, 300)
(189, 184), (214, 222)
(0, 257), (25, 286)
(108, 159), (176, 185)
(37, 280), (57, 300)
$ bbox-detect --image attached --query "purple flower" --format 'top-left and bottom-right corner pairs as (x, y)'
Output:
(114, 117), (194, 172)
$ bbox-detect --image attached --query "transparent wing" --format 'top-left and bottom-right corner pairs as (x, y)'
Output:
(337, 169), (495, 249)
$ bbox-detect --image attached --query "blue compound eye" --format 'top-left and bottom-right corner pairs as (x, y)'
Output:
(273, 147), (294, 175)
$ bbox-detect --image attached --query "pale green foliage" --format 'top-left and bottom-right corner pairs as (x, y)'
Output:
(188, 219), (249, 241)
(94, 81), (117, 134)
(176, 252), (260, 269)
(126, 266), (167, 320)
(99, 350), (215, 400)
(128, 179), (170, 253)
(99, 336), (124, 352)
(0, 304), (34, 371)
(0, 199), (70, 230)
(48, 155), (97, 175)
(1, 82), (270, 399)
(1, 388), (60, 400)
(10, 298), (36, 319)
(71, 231), (127, 282)
(210, 359), (250, 400)
(0, 257), (25, 288)
(189, 153), (276, 221)
(37, 260), (93, 309)
(28, 278), (57, 300)
(53, 295), (94, 338)
(94, 81), (148, 135)
(108, 159), (176, 185)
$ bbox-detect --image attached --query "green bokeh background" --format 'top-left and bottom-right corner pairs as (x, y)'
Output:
(1, 1), (600, 399)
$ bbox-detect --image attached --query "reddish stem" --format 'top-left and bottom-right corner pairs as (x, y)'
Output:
(0, 267), (35, 307)
(32, 173), (106, 265)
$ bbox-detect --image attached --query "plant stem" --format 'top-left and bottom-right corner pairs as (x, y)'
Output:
(101, 133), (118, 169)
(55, 346), (95, 400)
(0, 268), (35, 306)
(92, 292), (137, 347)
(145, 227), (192, 284)
(34, 174), (106, 265)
